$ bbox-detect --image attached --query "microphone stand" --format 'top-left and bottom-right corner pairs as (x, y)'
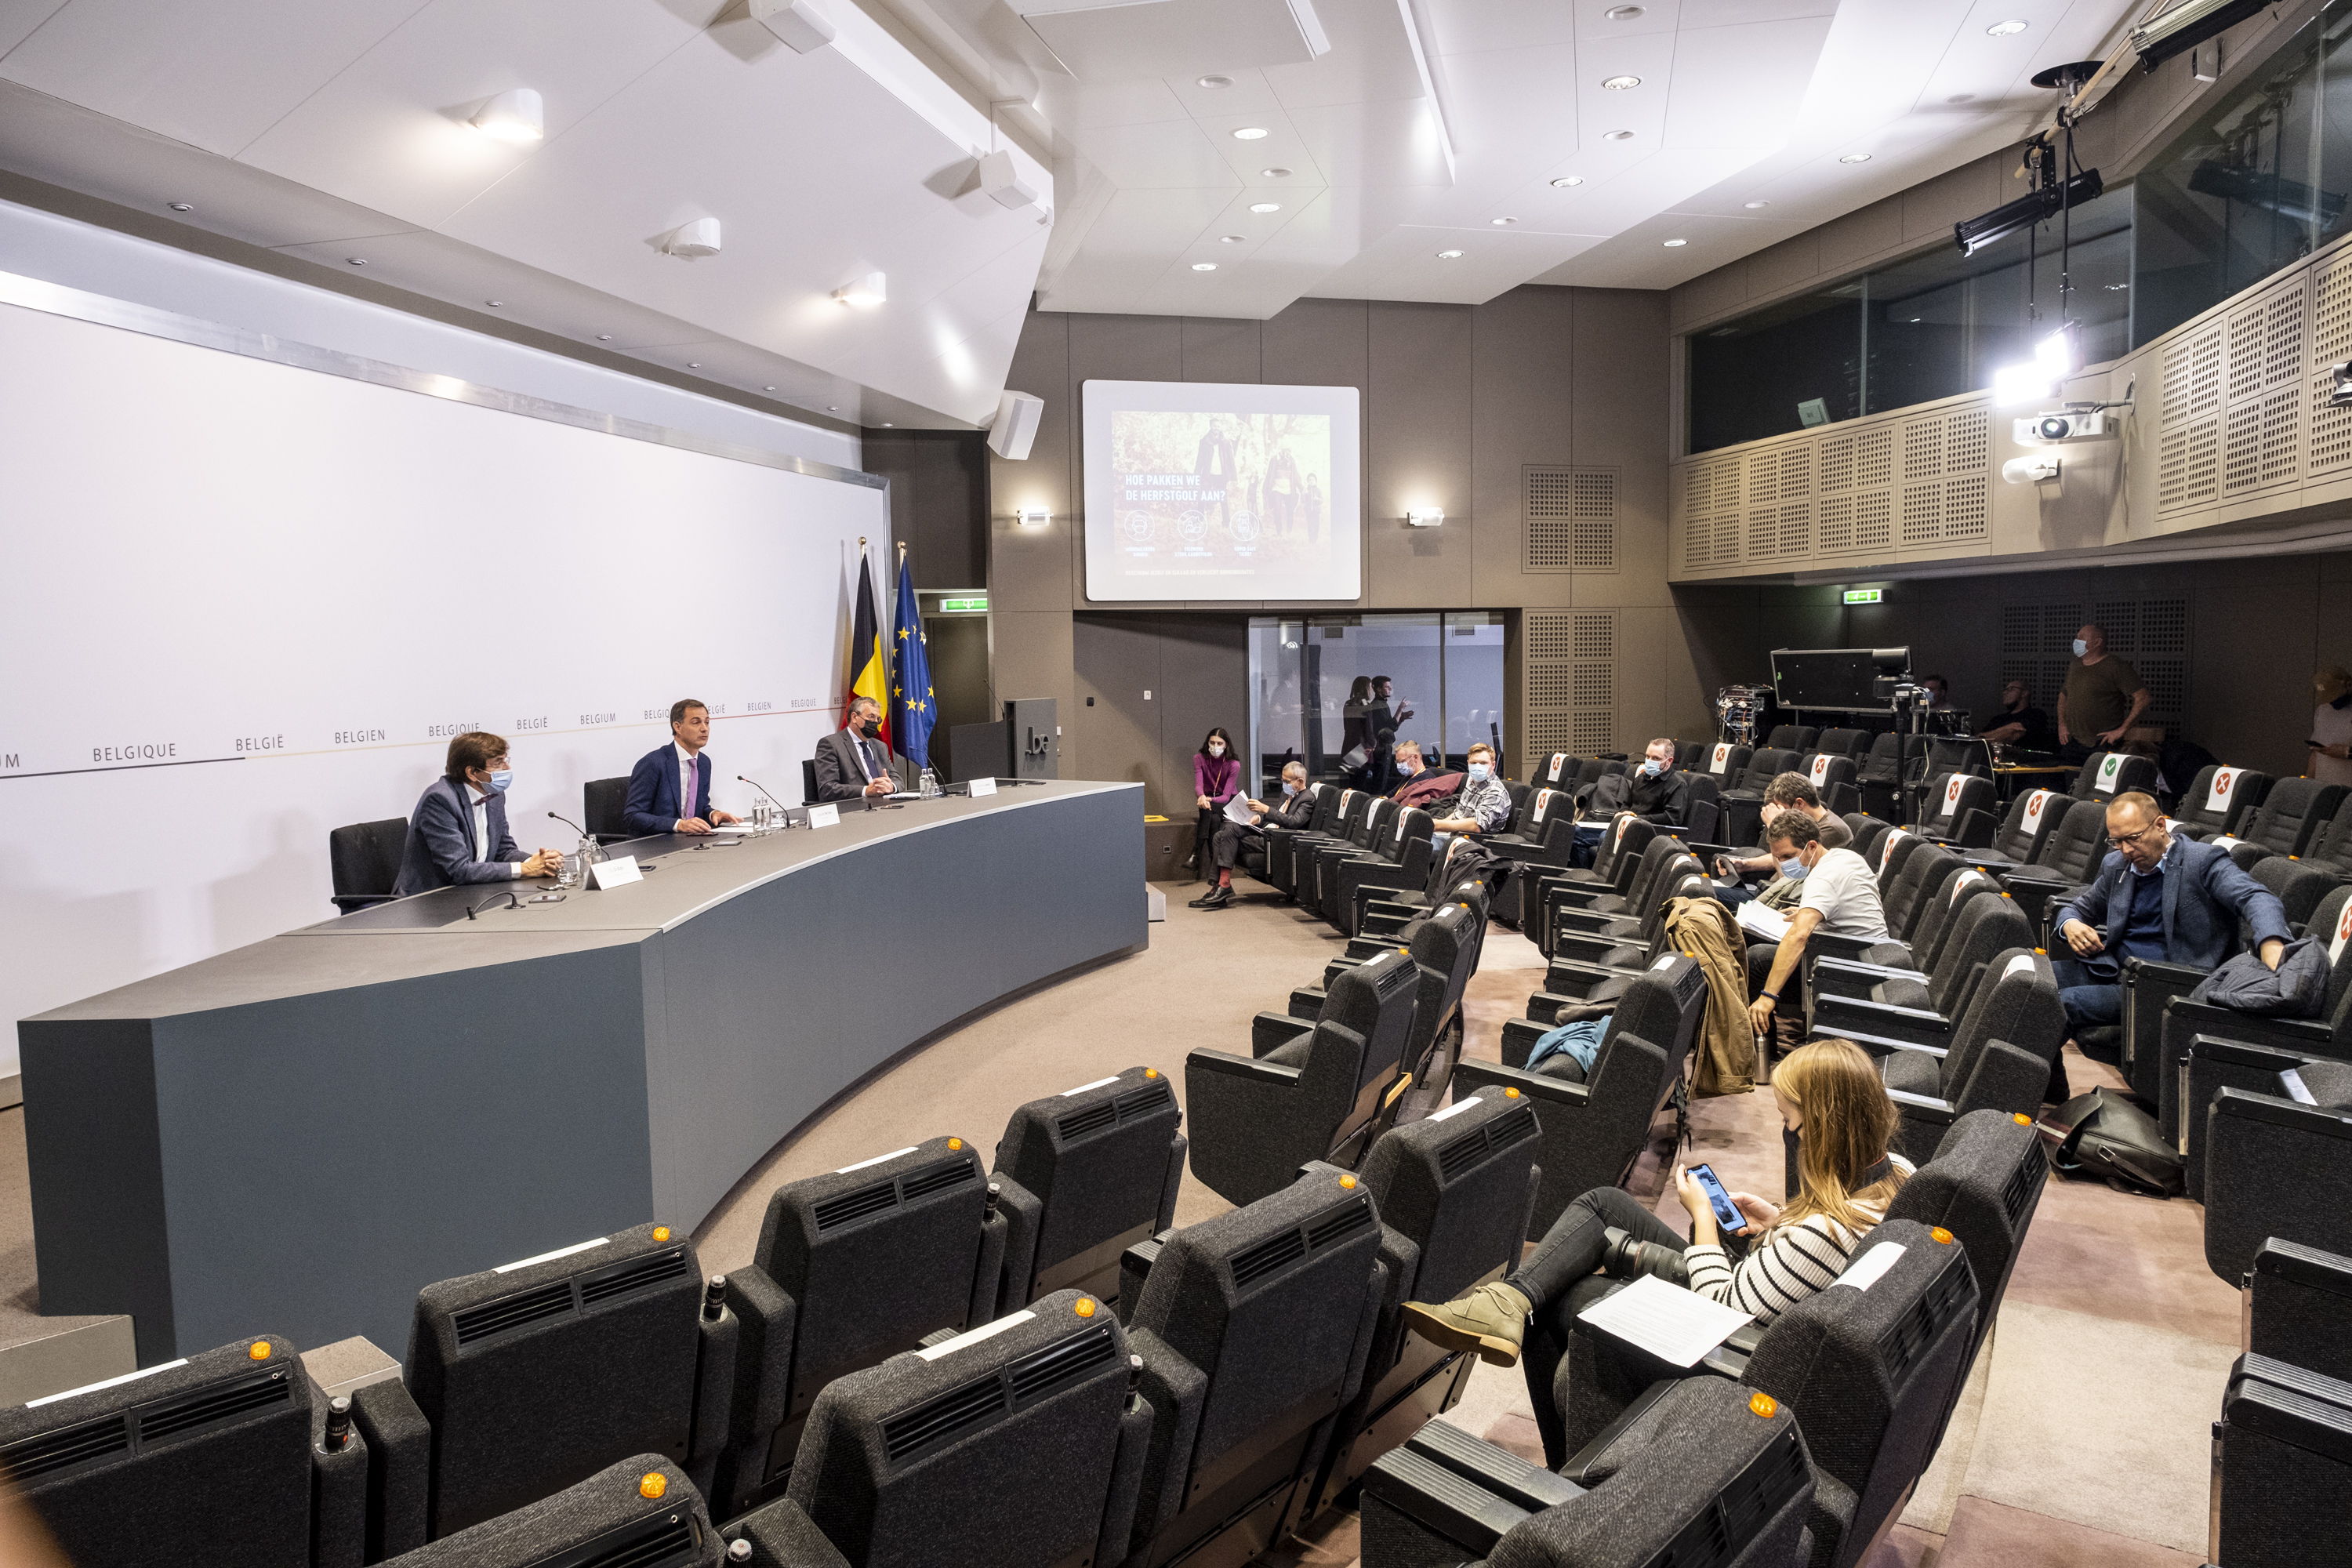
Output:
(739, 775), (800, 829)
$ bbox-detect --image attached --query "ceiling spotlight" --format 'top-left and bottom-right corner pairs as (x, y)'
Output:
(597, 333), (613, 341)
(1260, 166), (1292, 177)
(345, 257), (366, 266)
(1249, 201), (1282, 212)
(1605, 4), (1643, 15)
(1436, 249), (1465, 259)
(1662, 238), (1687, 247)
(470, 87), (545, 144)
(167, 201), (193, 212)
(1744, 200), (1769, 209)
(1986, 18), (2027, 35)
(1198, 74), (1232, 87)
(1192, 262), (1218, 270)
(662, 217), (723, 257)
(688, 361), (703, 368)
(1602, 75), (1641, 90)
(1552, 176), (1584, 188)
(880, 422), (893, 427)
(1490, 216), (1518, 226)
(485, 299), (505, 307)
(1955, 165), (2102, 253)
(2132, 0), (2265, 69)
(1232, 126), (1269, 140)
(763, 384), (777, 391)
(829, 405), (841, 411)
(833, 270), (887, 307)
(1838, 152), (1872, 164)
(1604, 129), (1635, 142)
(1219, 234), (1244, 243)
(750, 0), (836, 53)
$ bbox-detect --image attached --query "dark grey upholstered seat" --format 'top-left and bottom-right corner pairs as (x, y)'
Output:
(2212, 1352), (2352, 1568)
(2203, 1065), (2352, 1283)
(1914, 770), (1998, 848)
(1870, 951), (2064, 1163)
(582, 775), (631, 843)
(1359, 1377), (1816, 1568)
(1857, 732), (1906, 820)
(1816, 726), (1870, 759)
(407, 1221), (730, 1538)
(1543, 838), (1701, 967)
(992, 1066), (1185, 1312)
(1885, 1109), (2051, 1384)
(717, 1138), (1000, 1514)
(1802, 751), (1862, 817)
(1811, 890), (2035, 1046)
(1358, 833), (1489, 939)
(728, 1290), (1149, 1568)
(2244, 1238), (2352, 1388)
(1304, 797), (1400, 918)
(381, 1457), (719, 1568)
(2239, 777), (2350, 859)
(1768, 724), (1819, 751)
(1719, 748), (1802, 848)
(2172, 763), (2273, 840)
(1187, 949), (1422, 1206)
(1993, 796), (2113, 934)
(1698, 740), (1753, 783)
(1845, 811), (1892, 866)
(1269, 786), (1359, 898)
(1477, 789), (1583, 928)
(2310, 789), (2352, 876)
(328, 816), (408, 913)
(1331, 808), (1439, 936)
(2071, 749), (2160, 801)
(1308, 1087), (1542, 1510)
(1121, 1166), (1388, 1568)
(1548, 1220), (1978, 1568)
(1532, 820), (1664, 960)
(0, 1332), (374, 1568)
(1814, 848), (1978, 973)
(1966, 786), (2071, 868)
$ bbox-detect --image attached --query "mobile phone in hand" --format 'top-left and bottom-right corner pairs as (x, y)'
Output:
(1687, 1162), (1747, 1232)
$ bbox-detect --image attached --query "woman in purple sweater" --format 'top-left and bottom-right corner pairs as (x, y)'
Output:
(1191, 728), (1242, 878)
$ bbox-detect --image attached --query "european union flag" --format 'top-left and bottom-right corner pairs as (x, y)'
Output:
(889, 552), (935, 771)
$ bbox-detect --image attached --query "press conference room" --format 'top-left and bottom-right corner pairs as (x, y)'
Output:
(5, 1), (2352, 1564)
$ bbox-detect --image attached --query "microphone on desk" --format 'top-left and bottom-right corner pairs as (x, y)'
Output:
(466, 891), (521, 920)
(739, 775), (791, 814)
(549, 810), (592, 842)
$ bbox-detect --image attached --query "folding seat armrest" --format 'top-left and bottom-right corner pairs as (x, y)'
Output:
(1499, 1016), (1548, 1066)
(728, 1494), (855, 1568)
(1951, 807), (1998, 849)
(1359, 908), (1415, 938)
(1809, 931), (1893, 966)
(2125, 957), (2210, 991)
(1288, 987), (1326, 1020)
(1555, 1380), (1696, 1486)
(691, 1287), (742, 1490)
(1542, 962), (1637, 1000)
(1813, 957), (1926, 982)
(989, 1171), (1044, 1313)
(1454, 1056), (1593, 1109)
(1812, 993), (1951, 1035)
(1552, 906), (1630, 934)
(1809, 1024), (1948, 1059)
(1886, 1086), (1958, 1125)
(1127, 1325), (1210, 1542)
(1189, 1047), (1305, 1086)
(2165, 1002), (2339, 1056)
(1250, 1011), (1315, 1056)
(347, 1377), (431, 1561)
(1550, 885), (1627, 912)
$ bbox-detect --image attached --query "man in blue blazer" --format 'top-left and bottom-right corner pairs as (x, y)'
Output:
(2050, 790), (2288, 1035)
(623, 699), (742, 837)
(393, 731), (563, 896)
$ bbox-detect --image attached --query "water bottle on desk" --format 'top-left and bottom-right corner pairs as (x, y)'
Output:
(920, 767), (941, 799)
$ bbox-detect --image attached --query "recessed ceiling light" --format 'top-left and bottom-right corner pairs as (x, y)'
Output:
(1260, 166), (1292, 178)
(1197, 74), (1232, 87)
(1219, 234), (1245, 243)
(1662, 238), (1687, 247)
(1490, 216), (1518, 226)
(688, 361), (702, 368)
(1250, 201), (1282, 212)
(1986, 18), (2027, 35)
(597, 333), (613, 341)
(1744, 201), (1769, 209)
(167, 201), (193, 212)
(829, 405), (841, 411)
(1552, 176), (1584, 188)
(1436, 249), (1464, 259)
(880, 422), (893, 427)
(1232, 126), (1269, 140)
(470, 87), (545, 144)
(1602, 75), (1641, 90)
(1604, 129), (1635, 142)
(345, 257), (366, 266)
(485, 299), (504, 307)
(764, 384), (777, 391)
(1605, 4), (1643, 16)
(1192, 262), (1218, 270)
(833, 271), (887, 307)
(1838, 152), (1872, 164)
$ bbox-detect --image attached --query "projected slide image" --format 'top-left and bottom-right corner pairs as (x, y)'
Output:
(1083, 380), (1361, 601)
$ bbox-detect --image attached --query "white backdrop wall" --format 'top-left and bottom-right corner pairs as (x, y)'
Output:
(0, 292), (889, 1076)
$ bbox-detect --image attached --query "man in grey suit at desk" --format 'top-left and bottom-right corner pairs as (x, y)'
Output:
(812, 695), (904, 801)
(393, 731), (563, 895)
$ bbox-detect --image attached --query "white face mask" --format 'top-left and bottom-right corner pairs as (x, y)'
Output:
(1467, 762), (1491, 782)
(1207, 742), (1225, 757)
(1283, 779), (1301, 796)
(2072, 639), (2089, 657)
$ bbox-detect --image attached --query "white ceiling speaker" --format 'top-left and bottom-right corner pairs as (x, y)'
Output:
(470, 88), (544, 143)
(834, 271), (887, 307)
(750, 0), (836, 52)
(977, 149), (1042, 214)
(663, 218), (723, 258)
(1009, 0), (1328, 83)
(987, 390), (1045, 460)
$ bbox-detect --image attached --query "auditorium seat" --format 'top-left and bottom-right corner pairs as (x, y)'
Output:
(1269, 786), (1359, 898)
(1802, 748), (1861, 817)
(1306, 1087), (1542, 1509)
(724, 1290), (1148, 1568)
(1767, 724), (1818, 751)
(2310, 790), (2352, 877)
(1303, 797), (1399, 919)
(328, 817), (408, 913)
(1885, 1109), (2050, 1381)
(1857, 732), (1906, 820)
(2201, 1068), (2352, 1283)
(1845, 811), (1893, 867)
(1964, 787), (2070, 869)
(1697, 741), (1752, 788)
(1546, 1220), (1978, 1568)
(1187, 949), (1421, 1206)
(1817, 725), (1871, 759)
(1328, 807), (1437, 936)
(1865, 951), (2064, 1163)
(1809, 894), (2037, 1051)
(380, 1456), (719, 1567)
(716, 1138), (1001, 1514)
(0, 1333), (368, 1568)
(1308, 901), (1485, 1098)
(1913, 769), (1998, 848)
(2074, 749), (2160, 800)
(1806, 839), (1965, 969)
(1359, 840), (1488, 938)
(1681, 768), (1725, 840)
(991, 1066), (1185, 1312)
(2173, 763), (2274, 840)
(2240, 777), (2350, 860)
(1836, 862), (2000, 978)
(407, 1221), (732, 1537)
(1522, 816), (1659, 946)
(1717, 748), (1802, 848)
(1542, 843), (1708, 973)
(1120, 1167), (1387, 1568)
(583, 776), (631, 843)
(1359, 1377), (1817, 1568)
(2243, 1238), (2352, 1386)
(1991, 797), (2113, 930)
(2211, 1352), (2352, 1568)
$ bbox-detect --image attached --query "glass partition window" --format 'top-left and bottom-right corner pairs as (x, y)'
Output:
(1246, 613), (1504, 797)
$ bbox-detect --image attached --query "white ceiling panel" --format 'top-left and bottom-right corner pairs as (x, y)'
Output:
(1285, 99), (1451, 188)
(1660, 18), (1835, 147)
(1308, 222), (1605, 301)
(0, 0), (430, 154)
(0, 0), (67, 58)
(1069, 117), (1247, 188)
(1261, 0), (1428, 110)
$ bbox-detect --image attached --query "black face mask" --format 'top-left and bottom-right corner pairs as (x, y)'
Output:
(858, 719), (881, 739)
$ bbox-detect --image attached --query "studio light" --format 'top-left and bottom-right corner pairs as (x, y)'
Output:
(1992, 362), (2060, 407)
(2034, 321), (2079, 378)
(833, 270), (887, 307)
(662, 217), (723, 258)
(1954, 167), (2102, 254)
(750, 0), (836, 53)
(470, 88), (544, 144)
(2131, 0), (2268, 71)
(1405, 507), (1444, 528)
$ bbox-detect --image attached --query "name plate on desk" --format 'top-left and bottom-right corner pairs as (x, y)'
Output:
(808, 804), (841, 828)
(587, 855), (642, 890)
(969, 777), (998, 797)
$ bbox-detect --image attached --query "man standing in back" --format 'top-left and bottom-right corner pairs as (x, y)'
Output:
(2057, 623), (2151, 763)
(623, 699), (742, 837)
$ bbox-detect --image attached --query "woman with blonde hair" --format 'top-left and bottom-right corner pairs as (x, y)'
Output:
(1403, 1039), (1910, 1367)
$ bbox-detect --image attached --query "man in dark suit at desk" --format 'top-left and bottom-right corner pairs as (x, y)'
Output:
(393, 731), (563, 895)
(623, 699), (742, 837)
(813, 695), (904, 801)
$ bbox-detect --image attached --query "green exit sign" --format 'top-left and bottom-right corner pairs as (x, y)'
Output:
(1842, 589), (1882, 604)
(938, 595), (989, 613)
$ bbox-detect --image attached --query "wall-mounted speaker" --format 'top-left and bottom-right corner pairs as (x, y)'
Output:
(988, 390), (1044, 460)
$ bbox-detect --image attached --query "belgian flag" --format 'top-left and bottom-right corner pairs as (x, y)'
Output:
(844, 549), (891, 746)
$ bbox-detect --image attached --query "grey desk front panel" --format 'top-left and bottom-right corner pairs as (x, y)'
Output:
(20, 782), (1143, 1363)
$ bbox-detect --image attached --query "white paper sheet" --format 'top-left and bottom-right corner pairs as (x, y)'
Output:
(1837, 1241), (1907, 1292)
(1225, 793), (1257, 825)
(1575, 1273), (1754, 1367)
(1736, 901), (1791, 943)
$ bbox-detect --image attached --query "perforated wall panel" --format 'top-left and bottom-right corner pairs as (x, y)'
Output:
(1526, 466), (1619, 572)
(1523, 609), (1617, 773)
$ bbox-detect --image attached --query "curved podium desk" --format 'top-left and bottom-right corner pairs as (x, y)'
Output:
(20, 781), (1144, 1363)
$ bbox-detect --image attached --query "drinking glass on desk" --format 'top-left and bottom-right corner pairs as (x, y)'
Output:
(557, 851), (580, 889)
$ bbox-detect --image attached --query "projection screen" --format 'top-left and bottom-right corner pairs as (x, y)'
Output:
(0, 281), (889, 1074)
(1081, 379), (1361, 601)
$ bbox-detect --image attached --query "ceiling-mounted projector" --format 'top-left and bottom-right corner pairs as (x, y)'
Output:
(2014, 409), (2118, 444)
(2132, 0), (2269, 71)
(1007, 0), (1328, 82)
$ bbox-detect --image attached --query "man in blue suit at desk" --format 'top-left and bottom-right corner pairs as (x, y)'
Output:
(2050, 789), (2288, 1037)
(624, 699), (742, 837)
(393, 731), (563, 895)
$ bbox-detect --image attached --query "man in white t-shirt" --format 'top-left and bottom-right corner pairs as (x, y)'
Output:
(1746, 811), (1888, 1038)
